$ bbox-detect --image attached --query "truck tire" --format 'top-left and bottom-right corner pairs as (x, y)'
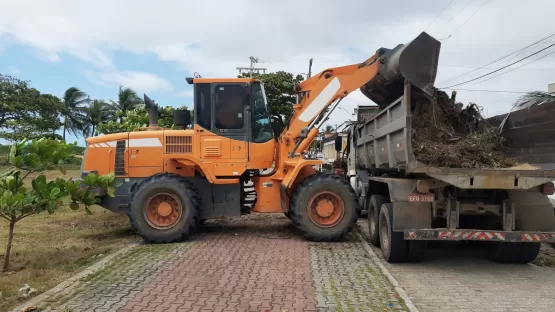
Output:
(487, 242), (541, 264)
(368, 195), (388, 247)
(379, 203), (407, 262)
(129, 174), (200, 243)
(290, 174), (358, 241)
(406, 241), (426, 262)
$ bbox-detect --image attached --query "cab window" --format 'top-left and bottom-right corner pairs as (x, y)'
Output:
(251, 82), (273, 143)
(215, 85), (245, 130)
(195, 83), (211, 129)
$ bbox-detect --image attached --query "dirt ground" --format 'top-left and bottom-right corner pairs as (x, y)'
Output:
(533, 243), (555, 268)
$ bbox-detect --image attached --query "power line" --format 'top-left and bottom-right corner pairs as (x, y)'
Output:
(441, 0), (492, 40)
(443, 0), (473, 29)
(439, 88), (532, 94)
(442, 42), (555, 88)
(424, 0), (455, 32)
(441, 65), (555, 71)
(439, 31), (555, 85)
(464, 49), (555, 86)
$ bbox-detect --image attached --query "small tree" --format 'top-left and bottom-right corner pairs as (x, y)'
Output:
(0, 138), (118, 271)
(97, 105), (190, 135)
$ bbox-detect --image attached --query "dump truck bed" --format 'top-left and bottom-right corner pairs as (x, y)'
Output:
(354, 81), (555, 190)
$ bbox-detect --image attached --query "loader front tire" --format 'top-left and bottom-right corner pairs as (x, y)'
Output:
(290, 174), (359, 241)
(129, 174), (200, 243)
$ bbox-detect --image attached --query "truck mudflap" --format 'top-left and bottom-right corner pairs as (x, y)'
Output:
(404, 229), (555, 243)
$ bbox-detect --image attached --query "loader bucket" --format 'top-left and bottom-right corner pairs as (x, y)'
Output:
(360, 32), (441, 108)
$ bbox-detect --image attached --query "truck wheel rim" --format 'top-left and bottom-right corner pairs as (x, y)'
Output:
(380, 214), (389, 252)
(307, 191), (345, 228)
(145, 193), (182, 230)
(369, 209), (377, 235)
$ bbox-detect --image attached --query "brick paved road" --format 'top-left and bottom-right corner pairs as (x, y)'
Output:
(358, 220), (555, 312)
(20, 214), (406, 312)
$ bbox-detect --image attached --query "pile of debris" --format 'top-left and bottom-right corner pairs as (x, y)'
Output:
(411, 89), (517, 168)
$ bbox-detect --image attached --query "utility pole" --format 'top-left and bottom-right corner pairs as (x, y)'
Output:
(308, 58), (313, 78)
(236, 56), (267, 77)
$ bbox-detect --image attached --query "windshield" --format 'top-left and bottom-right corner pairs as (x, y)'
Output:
(251, 82), (274, 143)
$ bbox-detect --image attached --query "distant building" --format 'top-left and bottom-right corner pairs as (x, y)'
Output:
(549, 83), (555, 94)
(322, 132), (348, 163)
(354, 105), (380, 123)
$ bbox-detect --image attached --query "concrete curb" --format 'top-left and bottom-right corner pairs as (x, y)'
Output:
(11, 243), (139, 312)
(356, 231), (419, 312)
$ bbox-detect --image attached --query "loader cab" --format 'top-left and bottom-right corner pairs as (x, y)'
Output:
(187, 77), (275, 174)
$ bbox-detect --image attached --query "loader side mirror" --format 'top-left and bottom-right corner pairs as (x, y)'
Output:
(174, 110), (191, 129)
(335, 135), (342, 152)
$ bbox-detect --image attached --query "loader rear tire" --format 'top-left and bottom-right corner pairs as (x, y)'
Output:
(290, 174), (358, 241)
(368, 195), (388, 247)
(129, 174), (200, 243)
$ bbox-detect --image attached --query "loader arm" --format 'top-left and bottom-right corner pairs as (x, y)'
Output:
(270, 32), (441, 184)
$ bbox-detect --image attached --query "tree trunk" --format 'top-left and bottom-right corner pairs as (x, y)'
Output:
(63, 123), (67, 141)
(92, 124), (96, 137)
(2, 217), (16, 272)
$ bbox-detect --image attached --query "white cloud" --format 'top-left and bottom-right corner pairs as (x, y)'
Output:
(34, 50), (60, 62)
(69, 48), (113, 69)
(0, 0), (554, 125)
(92, 70), (172, 93)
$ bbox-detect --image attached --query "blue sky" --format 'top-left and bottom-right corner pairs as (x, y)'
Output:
(1, 0), (555, 147)
(0, 46), (195, 146)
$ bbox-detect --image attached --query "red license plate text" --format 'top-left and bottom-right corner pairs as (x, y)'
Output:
(408, 194), (434, 202)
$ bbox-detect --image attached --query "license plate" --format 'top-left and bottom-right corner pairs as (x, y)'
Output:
(408, 194), (434, 202)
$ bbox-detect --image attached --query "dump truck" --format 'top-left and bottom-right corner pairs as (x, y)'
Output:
(345, 66), (555, 263)
(80, 32), (442, 243)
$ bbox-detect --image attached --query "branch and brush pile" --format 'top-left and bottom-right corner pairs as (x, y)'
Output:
(411, 89), (517, 168)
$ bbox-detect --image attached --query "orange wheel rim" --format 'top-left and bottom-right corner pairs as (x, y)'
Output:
(144, 193), (182, 229)
(307, 191), (345, 228)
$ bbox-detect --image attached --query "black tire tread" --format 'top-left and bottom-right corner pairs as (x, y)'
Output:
(368, 195), (388, 247)
(379, 203), (407, 262)
(129, 173), (201, 243)
(488, 242), (541, 264)
(290, 174), (359, 242)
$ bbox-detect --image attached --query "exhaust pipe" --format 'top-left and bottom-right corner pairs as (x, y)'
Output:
(144, 94), (159, 127)
(360, 32), (441, 108)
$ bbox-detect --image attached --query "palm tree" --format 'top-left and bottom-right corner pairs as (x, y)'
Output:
(62, 87), (89, 140)
(324, 124), (334, 134)
(80, 100), (116, 137)
(112, 86), (142, 122)
(514, 91), (555, 109)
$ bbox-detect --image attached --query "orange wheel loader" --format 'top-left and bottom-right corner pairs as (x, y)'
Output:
(81, 32), (441, 243)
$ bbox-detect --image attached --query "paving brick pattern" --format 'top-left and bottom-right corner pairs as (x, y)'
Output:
(18, 214), (405, 312)
(122, 221), (316, 312)
(39, 244), (188, 312)
(310, 234), (407, 311)
(358, 219), (555, 312)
